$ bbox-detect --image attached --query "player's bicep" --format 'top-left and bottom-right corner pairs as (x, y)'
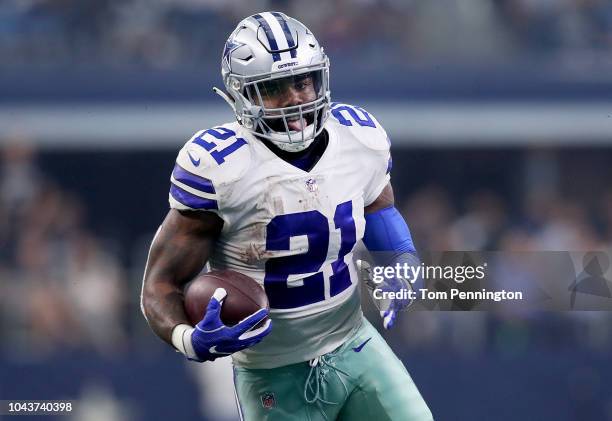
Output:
(362, 147), (392, 207)
(144, 209), (223, 286)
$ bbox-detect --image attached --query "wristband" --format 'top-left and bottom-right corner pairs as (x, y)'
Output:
(171, 323), (198, 360)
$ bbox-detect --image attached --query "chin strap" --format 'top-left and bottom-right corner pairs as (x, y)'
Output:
(213, 87), (238, 116)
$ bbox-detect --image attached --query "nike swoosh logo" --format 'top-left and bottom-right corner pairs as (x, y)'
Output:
(352, 337), (372, 353)
(209, 346), (230, 355)
(187, 150), (201, 166)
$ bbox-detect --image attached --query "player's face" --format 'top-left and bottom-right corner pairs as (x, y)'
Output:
(258, 73), (317, 108)
(247, 72), (319, 132)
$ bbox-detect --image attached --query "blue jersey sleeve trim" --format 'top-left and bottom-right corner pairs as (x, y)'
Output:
(172, 164), (216, 194)
(170, 184), (218, 210)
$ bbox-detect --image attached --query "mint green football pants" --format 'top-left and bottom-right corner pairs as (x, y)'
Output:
(232, 317), (433, 421)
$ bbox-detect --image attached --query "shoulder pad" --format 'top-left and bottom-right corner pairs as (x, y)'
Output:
(328, 102), (390, 152)
(170, 122), (252, 213)
(177, 122), (253, 187)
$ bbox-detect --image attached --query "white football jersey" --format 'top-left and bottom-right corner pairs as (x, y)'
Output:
(169, 103), (391, 368)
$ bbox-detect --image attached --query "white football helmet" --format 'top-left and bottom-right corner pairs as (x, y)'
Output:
(216, 12), (330, 152)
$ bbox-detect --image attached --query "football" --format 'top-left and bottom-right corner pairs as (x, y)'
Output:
(183, 269), (269, 326)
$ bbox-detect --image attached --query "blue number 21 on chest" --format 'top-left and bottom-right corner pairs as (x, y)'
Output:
(264, 200), (357, 309)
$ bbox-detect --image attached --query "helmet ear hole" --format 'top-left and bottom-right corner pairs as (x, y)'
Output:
(230, 78), (241, 91)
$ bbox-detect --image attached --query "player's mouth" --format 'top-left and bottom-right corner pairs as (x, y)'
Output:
(287, 116), (306, 131)
(264, 111), (315, 133)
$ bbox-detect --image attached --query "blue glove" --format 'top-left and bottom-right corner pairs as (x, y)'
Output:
(357, 258), (415, 330)
(379, 270), (413, 330)
(172, 288), (272, 362)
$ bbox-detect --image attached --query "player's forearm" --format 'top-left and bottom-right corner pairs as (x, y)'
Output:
(141, 275), (190, 345)
(362, 202), (421, 328)
(363, 206), (420, 268)
(141, 210), (221, 344)
(141, 233), (207, 344)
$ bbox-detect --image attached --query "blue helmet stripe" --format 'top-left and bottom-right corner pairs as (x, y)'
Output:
(271, 12), (297, 58)
(253, 14), (281, 62)
(170, 184), (218, 210)
(172, 164), (216, 194)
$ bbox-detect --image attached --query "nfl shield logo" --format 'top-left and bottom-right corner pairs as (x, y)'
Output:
(261, 392), (276, 409)
(305, 178), (318, 192)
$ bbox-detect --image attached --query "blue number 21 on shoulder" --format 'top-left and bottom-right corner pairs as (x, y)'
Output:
(264, 200), (356, 309)
(330, 103), (376, 128)
(192, 127), (246, 165)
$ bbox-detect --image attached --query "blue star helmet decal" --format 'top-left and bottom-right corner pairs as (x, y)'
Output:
(222, 39), (245, 71)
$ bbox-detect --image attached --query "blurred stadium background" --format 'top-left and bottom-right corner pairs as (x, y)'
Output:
(1, 0), (612, 420)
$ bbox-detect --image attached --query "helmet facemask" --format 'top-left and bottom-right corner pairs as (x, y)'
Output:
(227, 63), (330, 152)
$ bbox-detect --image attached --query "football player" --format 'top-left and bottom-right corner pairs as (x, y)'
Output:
(141, 12), (433, 421)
